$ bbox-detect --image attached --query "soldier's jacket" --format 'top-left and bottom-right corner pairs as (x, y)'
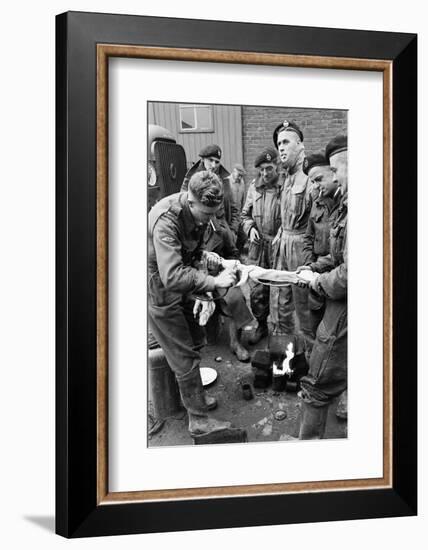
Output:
(311, 196), (348, 300)
(301, 195), (340, 266)
(181, 160), (240, 233)
(227, 174), (247, 212)
(241, 175), (282, 238)
(241, 175), (282, 268)
(277, 168), (312, 232)
(148, 192), (216, 298)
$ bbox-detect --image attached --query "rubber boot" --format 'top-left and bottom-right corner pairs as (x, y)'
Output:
(248, 320), (268, 345)
(336, 390), (347, 420)
(298, 400), (329, 440)
(229, 320), (250, 362)
(177, 367), (231, 437)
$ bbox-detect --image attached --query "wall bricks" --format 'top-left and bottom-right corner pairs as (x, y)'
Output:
(242, 106), (347, 181)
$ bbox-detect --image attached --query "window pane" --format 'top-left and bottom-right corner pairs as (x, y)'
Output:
(196, 106), (212, 129)
(180, 107), (195, 129)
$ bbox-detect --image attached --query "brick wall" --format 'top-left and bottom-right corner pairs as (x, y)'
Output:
(242, 106), (347, 181)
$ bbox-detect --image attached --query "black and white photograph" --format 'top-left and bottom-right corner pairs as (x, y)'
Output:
(147, 101), (348, 447)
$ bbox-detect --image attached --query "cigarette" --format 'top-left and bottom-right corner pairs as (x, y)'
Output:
(334, 187), (341, 198)
(210, 219), (217, 232)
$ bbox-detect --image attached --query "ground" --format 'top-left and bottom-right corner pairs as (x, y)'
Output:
(148, 320), (347, 447)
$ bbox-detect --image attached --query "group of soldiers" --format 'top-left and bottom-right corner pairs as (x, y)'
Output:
(148, 118), (348, 443)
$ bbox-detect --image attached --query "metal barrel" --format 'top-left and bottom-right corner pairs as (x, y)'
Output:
(148, 347), (182, 419)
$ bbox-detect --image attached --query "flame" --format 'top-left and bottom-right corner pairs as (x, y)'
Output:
(281, 342), (294, 375)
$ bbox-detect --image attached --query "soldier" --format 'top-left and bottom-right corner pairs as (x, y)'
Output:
(297, 134), (348, 439)
(270, 120), (314, 359)
(181, 144), (239, 239)
(182, 144), (251, 361)
(228, 163), (248, 253)
(300, 153), (339, 332)
(241, 147), (282, 344)
(228, 163), (247, 212)
(148, 170), (238, 439)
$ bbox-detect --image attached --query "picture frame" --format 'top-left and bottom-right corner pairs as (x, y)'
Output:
(55, 10), (417, 538)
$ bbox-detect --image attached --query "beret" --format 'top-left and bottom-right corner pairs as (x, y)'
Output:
(303, 153), (329, 175)
(254, 147), (278, 168)
(273, 120), (304, 148)
(325, 134), (347, 160)
(199, 144), (222, 159)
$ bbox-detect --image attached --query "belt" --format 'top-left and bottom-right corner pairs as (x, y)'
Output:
(281, 227), (306, 236)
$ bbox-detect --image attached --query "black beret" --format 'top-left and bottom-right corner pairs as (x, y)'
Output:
(303, 153), (329, 175)
(199, 144), (222, 159)
(254, 147), (278, 168)
(273, 120), (304, 148)
(325, 134), (347, 160)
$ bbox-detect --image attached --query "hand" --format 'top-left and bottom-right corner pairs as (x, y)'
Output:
(295, 266), (312, 287)
(203, 251), (222, 272)
(249, 227), (260, 243)
(296, 269), (320, 290)
(296, 265), (313, 274)
(214, 269), (237, 289)
(193, 296), (216, 326)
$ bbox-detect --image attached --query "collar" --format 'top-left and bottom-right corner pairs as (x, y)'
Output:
(180, 193), (203, 235)
(254, 173), (280, 191)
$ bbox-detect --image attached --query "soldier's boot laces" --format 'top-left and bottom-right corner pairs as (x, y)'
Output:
(229, 320), (250, 362)
(248, 321), (268, 345)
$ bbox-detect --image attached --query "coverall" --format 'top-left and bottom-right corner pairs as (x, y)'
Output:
(241, 175), (282, 325)
(270, 158), (314, 354)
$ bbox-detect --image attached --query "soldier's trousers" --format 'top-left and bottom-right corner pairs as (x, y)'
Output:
(270, 229), (315, 355)
(247, 236), (274, 325)
(299, 297), (347, 406)
(148, 276), (205, 380)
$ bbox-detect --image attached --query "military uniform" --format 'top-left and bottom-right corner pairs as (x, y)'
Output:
(270, 156), (314, 353)
(241, 173), (282, 325)
(301, 194), (340, 332)
(148, 192), (215, 382)
(300, 195), (348, 407)
(181, 148), (252, 356)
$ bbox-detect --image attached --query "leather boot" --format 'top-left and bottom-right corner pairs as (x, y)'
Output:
(336, 390), (347, 420)
(298, 400), (329, 440)
(177, 367), (231, 437)
(229, 320), (250, 362)
(248, 321), (268, 345)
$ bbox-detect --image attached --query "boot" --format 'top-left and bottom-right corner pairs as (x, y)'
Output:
(229, 320), (250, 362)
(177, 367), (231, 437)
(336, 390), (347, 420)
(248, 320), (268, 345)
(298, 400), (329, 440)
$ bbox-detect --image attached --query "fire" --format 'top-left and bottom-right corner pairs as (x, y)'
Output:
(281, 342), (294, 375)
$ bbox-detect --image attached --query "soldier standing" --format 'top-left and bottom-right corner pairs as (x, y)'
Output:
(241, 148), (282, 344)
(270, 120), (314, 359)
(148, 170), (237, 439)
(298, 134), (348, 439)
(300, 153), (339, 333)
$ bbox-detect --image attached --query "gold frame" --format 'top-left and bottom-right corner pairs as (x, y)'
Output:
(96, 44), (393, 505)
